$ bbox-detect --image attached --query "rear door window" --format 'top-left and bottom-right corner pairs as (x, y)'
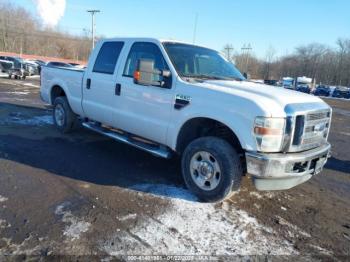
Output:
(93, 41), (124, 74)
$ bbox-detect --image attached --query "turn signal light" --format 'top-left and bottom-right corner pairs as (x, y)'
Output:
(254, 127), (283, 136)
(133, 71), (141, 81)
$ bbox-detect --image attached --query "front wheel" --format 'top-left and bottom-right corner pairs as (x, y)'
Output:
(53, 96), (77, 133)
(181, 137), (243, 202)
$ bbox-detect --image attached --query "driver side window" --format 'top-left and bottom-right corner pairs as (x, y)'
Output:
(123, 42), (169, 81)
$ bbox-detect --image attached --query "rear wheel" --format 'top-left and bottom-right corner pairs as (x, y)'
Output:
(181, 136), (243, 202)
(53, 97), (77, 133)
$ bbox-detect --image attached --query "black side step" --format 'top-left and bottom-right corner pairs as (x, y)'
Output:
(82, 122), (172, 159)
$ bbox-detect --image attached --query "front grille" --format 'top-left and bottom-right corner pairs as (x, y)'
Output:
(307, 111), (330, 121)
(291, 109), (331, 151)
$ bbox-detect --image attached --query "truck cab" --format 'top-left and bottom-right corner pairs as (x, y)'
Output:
(40, 38), (332, 202)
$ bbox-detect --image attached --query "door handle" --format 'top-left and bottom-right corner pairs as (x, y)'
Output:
(115, 83), (121, 96)
(86, 78), (91, 89)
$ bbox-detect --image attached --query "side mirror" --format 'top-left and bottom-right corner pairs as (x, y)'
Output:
(133, 59), (171, 88)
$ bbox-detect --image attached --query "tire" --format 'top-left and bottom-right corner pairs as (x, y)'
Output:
(53, 96), (77, 133)
(181, 136), (242, 202)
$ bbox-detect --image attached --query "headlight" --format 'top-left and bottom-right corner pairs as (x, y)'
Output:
(254, 117), (286, 152)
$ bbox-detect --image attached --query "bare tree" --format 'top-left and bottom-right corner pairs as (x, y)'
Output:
(0, 0), (91, 61)
(262, 45), (276, 79)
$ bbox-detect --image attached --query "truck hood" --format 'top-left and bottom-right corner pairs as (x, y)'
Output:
(198, 80), (325, 116)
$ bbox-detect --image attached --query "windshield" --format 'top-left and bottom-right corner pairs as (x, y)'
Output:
(163, 42), (245, 81)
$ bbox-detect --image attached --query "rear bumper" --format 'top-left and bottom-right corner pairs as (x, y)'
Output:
(246, 143), (331, 190)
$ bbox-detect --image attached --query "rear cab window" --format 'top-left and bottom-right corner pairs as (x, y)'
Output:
(93, 41), (124, 74)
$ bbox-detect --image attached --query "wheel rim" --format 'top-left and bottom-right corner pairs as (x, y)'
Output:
(54, 104), (65, 127)
(190, 151), (221, 191)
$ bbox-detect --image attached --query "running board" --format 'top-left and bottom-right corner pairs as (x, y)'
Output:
(82, 122), (172, 159)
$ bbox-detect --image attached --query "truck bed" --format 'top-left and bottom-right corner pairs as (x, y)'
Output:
(40, 65), (85, 116)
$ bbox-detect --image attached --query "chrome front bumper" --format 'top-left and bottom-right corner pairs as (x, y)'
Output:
(246, 143), (331, 190)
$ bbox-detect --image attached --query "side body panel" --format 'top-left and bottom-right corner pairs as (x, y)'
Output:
(40, 66), (85, 116)
(113, 39), (176, 144)
(165, 77), (269, 152)
(82, 41), (126, 126)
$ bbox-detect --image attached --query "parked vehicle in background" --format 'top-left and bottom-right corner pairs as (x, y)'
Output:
(69, 63), (86, 69)
(332, 86), (350, 99)
(296, 85), (311, 94)
(263, 79), (278, 86)
(282, 77), (294, 89)
(0, 59), (13, 73)
(41, 37), (332, 202)
(295, 76), (312, 94)
(47, 61), (74, 68)
(0, 56), (29, 79)
(314, 85), (331, 97)
(35, 59), (46, 65)
(23, 60), (40, 76)
(250, 79), (264, 84)
(32, 60), (47, 74)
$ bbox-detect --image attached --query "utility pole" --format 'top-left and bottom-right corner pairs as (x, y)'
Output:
(87, 10), (100, 50)
(223, 44), (234, 62)
(193, 13), (199, 44)
(241, 43), (252, 74)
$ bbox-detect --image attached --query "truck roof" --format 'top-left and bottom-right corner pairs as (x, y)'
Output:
(98, 37), (212, 50)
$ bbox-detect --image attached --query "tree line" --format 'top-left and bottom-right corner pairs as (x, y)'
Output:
(1, 1), (349, 86)
(0, 1), (91, 61)
(224, 39), (350, 87)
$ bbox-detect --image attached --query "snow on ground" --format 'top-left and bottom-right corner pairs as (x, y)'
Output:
(23, 83), (40, 88)
(323, 96), (350, 101)
(117, 214), (137, 221)
(2, 91), (31, 95)
(1, 115), (53, 126)
(131, 184), (198, 202)
(249, 191), (276, 199)
(100, 184), (297, 256)
(0, 195), (8, 202)
(0, 219), (11, 229)
(275, 216), (311, 238)
(55, 202), (91, 241)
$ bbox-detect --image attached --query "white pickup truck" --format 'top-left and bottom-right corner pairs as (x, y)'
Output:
(40, 37), (332, 202)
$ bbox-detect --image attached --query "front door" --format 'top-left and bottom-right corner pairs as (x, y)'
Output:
(114, 42), (174, 145)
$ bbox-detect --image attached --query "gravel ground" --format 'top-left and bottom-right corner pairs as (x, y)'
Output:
(0, 75), (349, 260)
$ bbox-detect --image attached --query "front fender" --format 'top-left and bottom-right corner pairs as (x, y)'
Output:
(167, 111), (257, 152)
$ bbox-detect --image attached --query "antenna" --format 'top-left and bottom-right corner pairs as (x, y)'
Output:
(193, 13), (199, 44)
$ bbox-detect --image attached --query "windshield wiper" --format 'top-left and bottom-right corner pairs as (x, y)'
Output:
(182, 74), (243, 81)
(182, 74), (219, 80)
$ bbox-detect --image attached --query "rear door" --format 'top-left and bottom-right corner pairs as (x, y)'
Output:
(82, 41), (124, 126)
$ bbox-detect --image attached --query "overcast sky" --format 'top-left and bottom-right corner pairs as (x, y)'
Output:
(13, 0), (350, 58)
